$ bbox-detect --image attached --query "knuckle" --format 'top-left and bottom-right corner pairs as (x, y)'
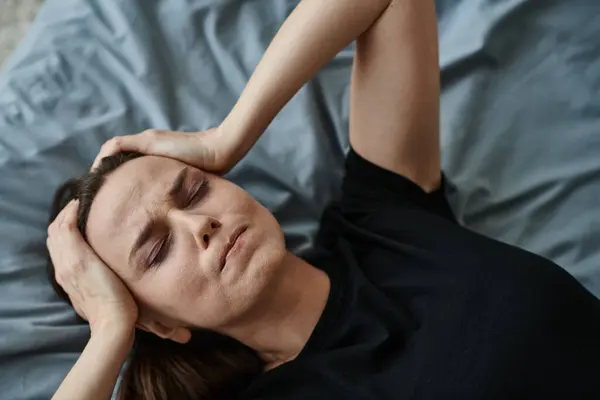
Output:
(71, 260), (85, 273)
(62, 211), (78, 228)
(55, 272), (64, 286)
(55, 269), (69, 285)
(48, 227), (59, 240)
(101, 138), (119, 153)
(100, 140), (112, 151)
(58, 270), (75, 287)
(144, 129), (167, 139)
(65, 222), (77, 233)
(143, 129), (158, 137)
(110, 138), (123, 152)
(57, 216), (73, 229)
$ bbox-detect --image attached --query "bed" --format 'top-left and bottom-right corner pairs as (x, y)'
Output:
(1, 0), (599, 398)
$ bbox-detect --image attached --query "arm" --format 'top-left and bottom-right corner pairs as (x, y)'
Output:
(223, 0), (441, 190)
(93, 0), (440, 186)
(52, 325), (133, 400)
(349, 0), (441, 191)
(47, 200), (139, 400)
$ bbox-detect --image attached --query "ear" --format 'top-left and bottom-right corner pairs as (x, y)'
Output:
(136, 320), (192, 344)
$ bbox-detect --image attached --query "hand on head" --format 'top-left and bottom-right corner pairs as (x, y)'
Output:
(91, 126), (243, 175)
(47, 198), (193, 343)
(47, 199), (138, 335)
(49, 126), (279, 344)
(68, 125), (237, 336)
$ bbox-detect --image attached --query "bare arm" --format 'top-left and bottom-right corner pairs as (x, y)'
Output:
(223, 0), (440, 190)
(350, 0), (441, 191)
(221, 0), (393, 156)
(52, 325), (133, 400)
(48, 200), (138, 400)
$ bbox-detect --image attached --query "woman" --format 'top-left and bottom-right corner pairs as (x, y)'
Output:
(47, 0), (600, 399)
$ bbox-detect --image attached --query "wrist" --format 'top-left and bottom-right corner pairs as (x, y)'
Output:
(91, 319), (135, 344)
(220, 109), (267, 157)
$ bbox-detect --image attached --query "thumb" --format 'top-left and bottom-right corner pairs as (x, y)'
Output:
(91, 134), (153, 171)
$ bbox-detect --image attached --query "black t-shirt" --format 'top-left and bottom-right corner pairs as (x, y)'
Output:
(243, 149), (600, 399)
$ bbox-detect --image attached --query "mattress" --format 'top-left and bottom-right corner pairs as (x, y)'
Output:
(1, 0), (599, 398)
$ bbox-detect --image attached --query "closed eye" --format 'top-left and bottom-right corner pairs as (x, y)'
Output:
(185, 179), (209, 208)
(149, 233), (172, 268)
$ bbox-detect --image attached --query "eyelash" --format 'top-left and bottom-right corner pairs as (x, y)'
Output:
(185, 179), (209, 208)
(150, 233), (172, 268)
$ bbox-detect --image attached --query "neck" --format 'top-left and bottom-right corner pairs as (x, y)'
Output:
(220, 252), (330, 369)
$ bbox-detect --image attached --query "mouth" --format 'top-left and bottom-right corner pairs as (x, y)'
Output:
(219, 225), (248, 270)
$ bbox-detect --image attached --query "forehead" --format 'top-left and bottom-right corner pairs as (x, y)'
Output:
(85, 156), (183, 268)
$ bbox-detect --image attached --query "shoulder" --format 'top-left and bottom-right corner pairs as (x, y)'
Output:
(314, 147), (456, 249)
(340, 147), (455, 221)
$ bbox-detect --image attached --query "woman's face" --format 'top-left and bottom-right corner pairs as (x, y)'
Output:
(85, 155), (286, 333)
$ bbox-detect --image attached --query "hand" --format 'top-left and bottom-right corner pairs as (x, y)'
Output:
(47, 200), (138, 335)
(91, 126), (244, 175)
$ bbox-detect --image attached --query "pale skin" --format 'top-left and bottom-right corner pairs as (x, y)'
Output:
(48, 0), (440, 398)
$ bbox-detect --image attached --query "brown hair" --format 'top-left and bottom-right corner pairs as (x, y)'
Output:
(47, 151), (265, 399)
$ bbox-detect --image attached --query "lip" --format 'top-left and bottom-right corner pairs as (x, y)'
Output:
(219, 225), (248, 270)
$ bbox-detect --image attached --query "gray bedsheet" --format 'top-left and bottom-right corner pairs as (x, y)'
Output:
(1, 0), (599, 398)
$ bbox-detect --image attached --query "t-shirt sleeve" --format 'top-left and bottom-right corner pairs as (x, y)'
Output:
(339, 147), (456, 222)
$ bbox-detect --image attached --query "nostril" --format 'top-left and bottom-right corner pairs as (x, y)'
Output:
(210, 221), (220, 229)
(203, 234), (210, 245)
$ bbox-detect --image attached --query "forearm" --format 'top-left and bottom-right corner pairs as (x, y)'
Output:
(52, 325), (133, 400)
(222, 0), (392, 153)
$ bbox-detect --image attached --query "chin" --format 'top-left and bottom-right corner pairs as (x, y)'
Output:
(218, 239), (286, 324)
(223, 223), (285, 288)
(248, 232), (287, 286)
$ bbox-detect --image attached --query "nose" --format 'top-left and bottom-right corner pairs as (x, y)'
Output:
(169, 210), (221, 250)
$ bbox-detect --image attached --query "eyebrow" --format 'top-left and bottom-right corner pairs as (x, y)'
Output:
(128, 167), (188, 271)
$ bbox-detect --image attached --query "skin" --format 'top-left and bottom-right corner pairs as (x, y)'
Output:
(86, 155), (301, 341)
(51, 0), (440, 397)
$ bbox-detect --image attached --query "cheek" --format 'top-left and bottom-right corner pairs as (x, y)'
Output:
(134, 244), (203, 317)
(207, 179), (256, 214)
(139, 237), (235, 326)
(245, 202), (287, 280)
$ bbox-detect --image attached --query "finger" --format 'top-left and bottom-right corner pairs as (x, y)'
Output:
(91, 137), (122, 171)
(56, 199), (79, 230)
(48, 199), (79, 235)
(91, 132), (161, 171)
(72, 303), (88, 321)
(48, 202), (89, 266)
(117, 131), (157, 154)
